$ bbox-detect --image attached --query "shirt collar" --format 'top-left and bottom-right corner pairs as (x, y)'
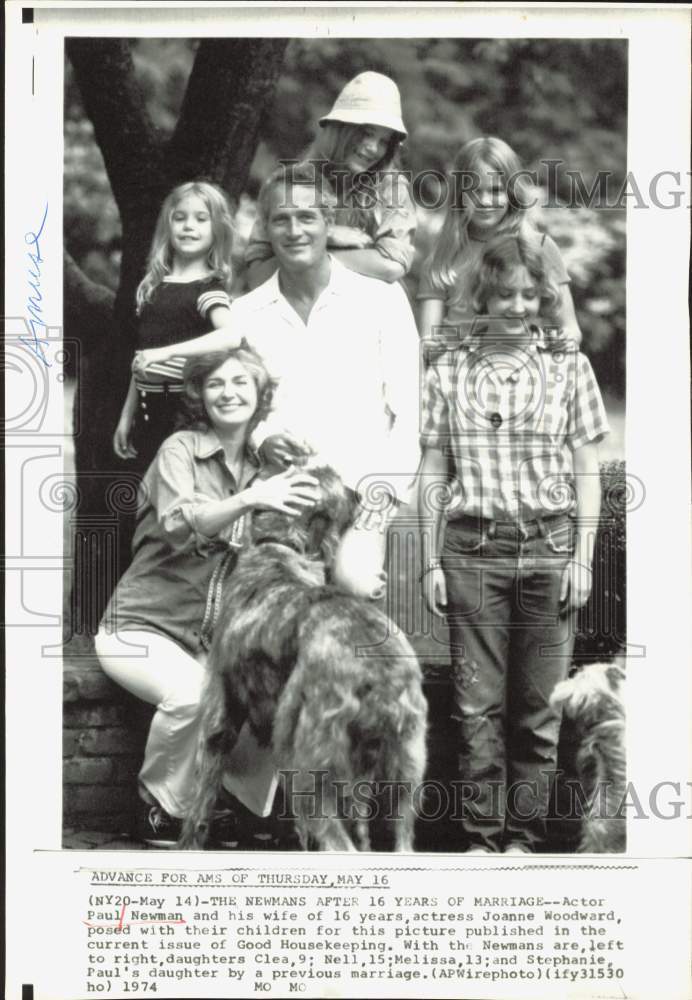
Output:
(456, 325), (549, 383)
(460, 323), (551, 354)
(321, 255), (353, 295)
(259, 254), (351, 307)
(192, 426), (261, 469)
(258, 267), (282, 305)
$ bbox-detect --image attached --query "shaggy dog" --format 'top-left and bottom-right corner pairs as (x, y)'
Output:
(180, 464), (428, 852)
(551, 660), (626, 853)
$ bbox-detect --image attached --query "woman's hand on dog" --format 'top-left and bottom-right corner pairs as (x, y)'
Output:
(560, 557), (593, 612)
(423, 567), (447, 617)
(246, 467), (320, 516)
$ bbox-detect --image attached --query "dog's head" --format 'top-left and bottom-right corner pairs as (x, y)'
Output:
(551, 660), (625, 727)
(249, 462), (354, 564)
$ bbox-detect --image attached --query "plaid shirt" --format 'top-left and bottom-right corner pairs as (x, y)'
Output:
(420, 328), (609, 522)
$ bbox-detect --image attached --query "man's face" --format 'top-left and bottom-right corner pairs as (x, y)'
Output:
(266, 183), (330, 272)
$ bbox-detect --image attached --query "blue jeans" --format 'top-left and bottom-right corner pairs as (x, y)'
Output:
(441, 514), (576, 852)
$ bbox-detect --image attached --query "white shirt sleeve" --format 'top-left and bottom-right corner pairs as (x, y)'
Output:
(375, 282), (423, 504)
(229, 299), (294, 452)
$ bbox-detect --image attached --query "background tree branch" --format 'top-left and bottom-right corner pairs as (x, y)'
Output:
(166, 38), (289, 200)
(63, 250), (116, 352)
(66, 38), (166, 220)
(65, 37), (290, 635)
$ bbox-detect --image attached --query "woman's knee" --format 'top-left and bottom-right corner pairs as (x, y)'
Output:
(95, 628), (204, 709)
(158, 667), (208, 717)
(94, 626), (113, 660)
(94, 627), (150, 664)
(94, 627), (126, 680)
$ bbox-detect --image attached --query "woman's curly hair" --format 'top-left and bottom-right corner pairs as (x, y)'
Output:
(180, 344), (276, 436)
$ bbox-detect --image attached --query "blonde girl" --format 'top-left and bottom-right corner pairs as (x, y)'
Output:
(418, 136), (582, 347)
(245, 72), (417, 287)
(114, 181), (235, 470)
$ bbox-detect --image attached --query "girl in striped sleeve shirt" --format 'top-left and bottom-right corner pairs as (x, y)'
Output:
(114, 182), (238, 470)
(418, 232), (609, 855)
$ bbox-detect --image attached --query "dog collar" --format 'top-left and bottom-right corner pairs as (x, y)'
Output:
(253, 536), (303, 555)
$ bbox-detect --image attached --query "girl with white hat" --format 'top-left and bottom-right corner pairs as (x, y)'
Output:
(245, 72), (417, 289)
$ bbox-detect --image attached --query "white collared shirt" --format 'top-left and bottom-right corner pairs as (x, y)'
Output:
(229, 258), (422, 502)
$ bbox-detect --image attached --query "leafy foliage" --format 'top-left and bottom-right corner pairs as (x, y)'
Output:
(64, 37), (626, 396)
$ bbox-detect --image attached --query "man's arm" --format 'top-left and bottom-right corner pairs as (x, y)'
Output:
(378, 283), (424, 501)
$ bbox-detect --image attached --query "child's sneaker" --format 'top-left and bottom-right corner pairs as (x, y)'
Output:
(136, 801), (182, 848)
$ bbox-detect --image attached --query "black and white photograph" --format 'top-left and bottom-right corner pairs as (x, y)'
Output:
(4, 4), (691, 999)
(61, 27), (628, 857)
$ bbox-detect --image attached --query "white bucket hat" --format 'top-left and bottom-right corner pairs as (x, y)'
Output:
(319, 71), (407, 140)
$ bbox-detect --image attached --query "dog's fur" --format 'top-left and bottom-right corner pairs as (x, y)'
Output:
(180, 464), (428, 851)
(551, 660), (626, 853)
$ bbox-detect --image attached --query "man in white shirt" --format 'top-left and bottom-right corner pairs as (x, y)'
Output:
(132, 164), (422, 818)
(135, 163), (422, 599)
(232, 163), (422, 599)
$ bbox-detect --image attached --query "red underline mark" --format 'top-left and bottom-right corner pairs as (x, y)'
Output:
(83, 921), (186, 928)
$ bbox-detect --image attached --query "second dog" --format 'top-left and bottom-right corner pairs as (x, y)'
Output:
(551, 660), (626, 853)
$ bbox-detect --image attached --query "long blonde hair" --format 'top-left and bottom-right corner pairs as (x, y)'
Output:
(136, 181), (234, 313)
(427, 137), (536, 295)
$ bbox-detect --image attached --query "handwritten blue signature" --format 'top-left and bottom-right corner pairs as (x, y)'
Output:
(21, 203), (51, 367)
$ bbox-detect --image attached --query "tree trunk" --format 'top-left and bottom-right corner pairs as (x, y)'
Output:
(65, 38), (289, 637)
(167, 38), (289, 202)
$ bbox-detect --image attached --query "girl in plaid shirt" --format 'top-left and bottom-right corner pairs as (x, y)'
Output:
(418, 232), (609, 854)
